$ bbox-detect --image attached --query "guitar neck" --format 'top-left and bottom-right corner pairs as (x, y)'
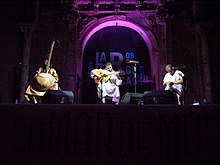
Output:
(46, 40), (55, 72)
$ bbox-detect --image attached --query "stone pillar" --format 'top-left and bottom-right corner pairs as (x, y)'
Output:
(195, 23), (212, 103)
(67, 18), (81, 103)
(19, 24), (35, 103)
(157, 20), (168, 90)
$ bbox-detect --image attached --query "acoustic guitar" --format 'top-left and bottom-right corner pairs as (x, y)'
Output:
(165, 82), (183, 96)
(93, 69), (122, 84)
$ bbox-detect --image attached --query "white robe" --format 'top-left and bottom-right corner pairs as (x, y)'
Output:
(90, 69), (122, 104)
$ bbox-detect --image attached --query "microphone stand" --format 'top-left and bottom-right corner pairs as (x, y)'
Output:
(134, 63), (137, 93)
(100, 76), (104, 104)
(127, 60), (139, 93)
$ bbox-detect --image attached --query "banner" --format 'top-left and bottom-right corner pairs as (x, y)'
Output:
(82, 26), (153, 103)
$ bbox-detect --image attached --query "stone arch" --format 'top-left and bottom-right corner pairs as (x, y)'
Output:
(75, 16), (160, 103)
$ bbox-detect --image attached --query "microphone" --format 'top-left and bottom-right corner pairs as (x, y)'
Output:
(172, 66), (187, 70)
(126, 60), (140, 64)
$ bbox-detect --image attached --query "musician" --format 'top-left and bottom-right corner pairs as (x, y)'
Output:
(163, 64), (184, 105)
(90, 62), (122, 104)
(24, 59), (59, 104)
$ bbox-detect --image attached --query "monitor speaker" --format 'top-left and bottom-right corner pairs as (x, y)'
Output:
(143, 90), (177, 104)
(42, 90), (74, 104)
(120, 92), (144, 105)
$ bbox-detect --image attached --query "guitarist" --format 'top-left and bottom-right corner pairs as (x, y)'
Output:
(90, 62), (122, 104)
(163, 64), (185, 105)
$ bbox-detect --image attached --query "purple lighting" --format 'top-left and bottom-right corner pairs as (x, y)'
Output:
(82, 19), (154, 54)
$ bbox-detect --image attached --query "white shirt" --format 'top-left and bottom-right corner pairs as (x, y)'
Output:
(90, 69), (122, 104)
(163, 70), (184, 95)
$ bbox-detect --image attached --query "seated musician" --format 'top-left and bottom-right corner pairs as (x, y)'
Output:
(163, 64), (185, 105)
(24, 58), (59, 104)
(90, 62), (122, 104)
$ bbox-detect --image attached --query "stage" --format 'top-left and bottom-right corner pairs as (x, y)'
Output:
(0, 104), (220, 165)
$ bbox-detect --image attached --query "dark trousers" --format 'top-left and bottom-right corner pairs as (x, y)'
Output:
(105, 96), (115, 104)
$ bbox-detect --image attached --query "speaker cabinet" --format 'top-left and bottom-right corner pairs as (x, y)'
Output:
(120, 92), (144, 105)
(42, 90), (74, 104)
(143, 90), (177, 104)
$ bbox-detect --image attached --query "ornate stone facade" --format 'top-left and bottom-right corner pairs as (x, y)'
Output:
(61, 0), (174, 103)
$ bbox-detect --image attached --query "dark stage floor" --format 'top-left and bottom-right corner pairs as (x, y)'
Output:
(0, 103), (220, 165)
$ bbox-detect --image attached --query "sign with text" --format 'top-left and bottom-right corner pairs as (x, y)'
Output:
(82, 26), (152, 103)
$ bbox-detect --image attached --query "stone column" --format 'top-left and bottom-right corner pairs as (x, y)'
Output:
(67, 18), (81, 103)
(157, 20), (168, 90)
(19, 23), (35, 103)
(195, 23), (212, 103)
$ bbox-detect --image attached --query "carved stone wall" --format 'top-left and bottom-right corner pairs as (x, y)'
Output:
(62, 0), (173, 103)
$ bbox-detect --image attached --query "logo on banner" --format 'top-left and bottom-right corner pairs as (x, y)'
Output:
(92, 51), (149, 86)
